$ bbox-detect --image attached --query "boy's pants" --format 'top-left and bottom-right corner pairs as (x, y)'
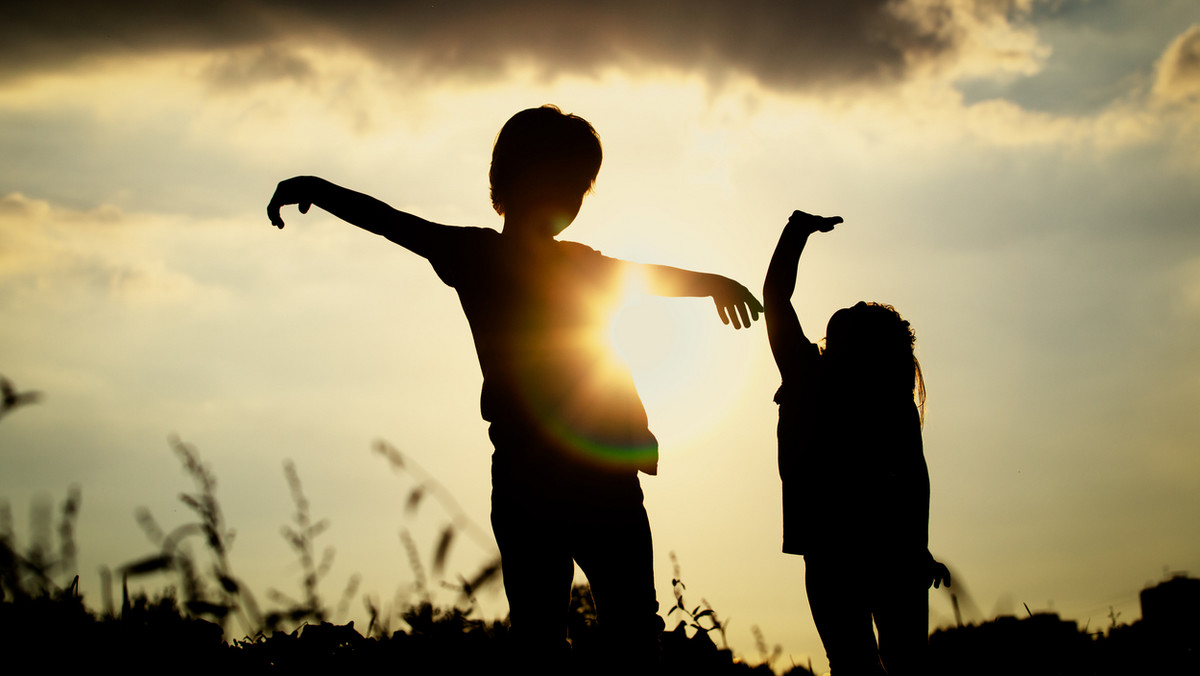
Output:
(490, 435), (664, 668)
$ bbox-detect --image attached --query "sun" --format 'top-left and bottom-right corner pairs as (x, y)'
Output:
(604, 267), (753, 446)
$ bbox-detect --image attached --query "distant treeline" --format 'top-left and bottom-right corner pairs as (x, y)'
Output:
(929, 606), (1198, 676)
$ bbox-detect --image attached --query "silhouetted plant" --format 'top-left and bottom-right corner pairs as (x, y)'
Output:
(263, 459), (360, 631)
(0, 485), (81, 602)
(666, 551), (728, 648)
(125, 439), (378, 638)
(123, 435), (260, 634)
(751, 623), (783, 671)
(376, 439), (502, 606)
(0, 374), (42, 423)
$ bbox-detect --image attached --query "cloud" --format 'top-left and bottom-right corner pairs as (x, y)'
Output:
(203, 45), (317, 91)
(2, 0), (1044, 92)
(0, 193), (198, 306)
(1152, 24), (1200, 103)
(1178, 254), (1200, 316)
(0, 191), (51, 220)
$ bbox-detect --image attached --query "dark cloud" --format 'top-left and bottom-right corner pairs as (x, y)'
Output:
(0, 0), (1018, 91)
(2, 1), (276, 76)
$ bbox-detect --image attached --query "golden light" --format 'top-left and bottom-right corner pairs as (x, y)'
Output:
(607, 267), (672, 371)
(604, 266), (752, 448)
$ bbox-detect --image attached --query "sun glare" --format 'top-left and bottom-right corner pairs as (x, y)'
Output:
(607, 268), (668, 369)
(604, 266), (751, 446)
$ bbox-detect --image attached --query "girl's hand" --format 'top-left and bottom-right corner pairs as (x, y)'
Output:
(787, 209), (843, 235)
(927, 557), (952, 589)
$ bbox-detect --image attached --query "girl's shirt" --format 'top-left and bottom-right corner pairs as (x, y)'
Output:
(776, 341), (929, 560)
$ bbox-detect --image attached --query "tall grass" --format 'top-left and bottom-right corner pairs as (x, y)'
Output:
(5, 425), (1190, 673)
(2, 432), (785, 672)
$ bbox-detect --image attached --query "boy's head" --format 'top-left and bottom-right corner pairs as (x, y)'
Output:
(489, 105), (602, 225)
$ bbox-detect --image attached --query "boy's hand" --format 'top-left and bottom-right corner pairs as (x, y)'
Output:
(267, 176), (316, 229)
(787, 209), (843, 235)
(713, 279), (764, 330)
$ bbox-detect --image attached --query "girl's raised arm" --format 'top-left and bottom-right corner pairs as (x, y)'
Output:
(764, 210), (842, 378)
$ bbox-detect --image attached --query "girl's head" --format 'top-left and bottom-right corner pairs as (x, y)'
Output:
(823, 301), (926, 419)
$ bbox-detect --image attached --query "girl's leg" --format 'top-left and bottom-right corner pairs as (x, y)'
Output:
(805, 555), (887, 675)
(871, 565), (930, 676)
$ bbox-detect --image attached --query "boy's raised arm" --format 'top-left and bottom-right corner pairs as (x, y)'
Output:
(764, 210), (842, 377)
(267, 176), (449, 259)
(640, 264), (764, 330)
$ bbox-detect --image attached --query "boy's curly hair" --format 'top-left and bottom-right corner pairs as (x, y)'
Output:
(489, 105), (603, 216)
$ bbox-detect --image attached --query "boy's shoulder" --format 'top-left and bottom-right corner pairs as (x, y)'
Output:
(444, 224), (500, 243)
(435, 226), (599, 253)
(428, 228), (614, 286)
(555, 238), (605, 259)
(425, 225), (496, 286)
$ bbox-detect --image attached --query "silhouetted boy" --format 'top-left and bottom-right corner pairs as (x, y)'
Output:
(267, 105), (762, 668)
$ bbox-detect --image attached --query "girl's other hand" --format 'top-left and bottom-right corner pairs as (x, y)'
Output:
(927, 558), (952, 589)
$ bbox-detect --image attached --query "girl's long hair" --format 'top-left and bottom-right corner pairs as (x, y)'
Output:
(823, 301), (926, 426)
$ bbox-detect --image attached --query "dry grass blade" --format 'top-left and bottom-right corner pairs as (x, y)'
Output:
(373, 439), (405, 469)
(121, 554), (174, 576)
(432, 525), (455, 576)
(404, 485), (426, 514)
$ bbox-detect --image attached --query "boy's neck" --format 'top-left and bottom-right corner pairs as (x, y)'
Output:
(501, 197), (581, 241)
(501, 213), (574, 242)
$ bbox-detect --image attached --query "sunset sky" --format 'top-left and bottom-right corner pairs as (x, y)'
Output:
(2, 1), (1198, 671)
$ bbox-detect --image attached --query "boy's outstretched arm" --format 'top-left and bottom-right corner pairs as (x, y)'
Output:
(640, 265), (764, 330)
(267, 176), (448, 259)
(764, 210), (842, 377)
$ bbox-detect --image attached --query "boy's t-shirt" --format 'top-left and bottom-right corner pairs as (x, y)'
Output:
(427, 226), (658, 476)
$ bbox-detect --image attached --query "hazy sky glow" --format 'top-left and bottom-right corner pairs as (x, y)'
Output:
(3, 1), (1199, 671)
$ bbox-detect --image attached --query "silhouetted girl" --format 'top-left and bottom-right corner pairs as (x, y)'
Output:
(764, 211), (950, 676)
